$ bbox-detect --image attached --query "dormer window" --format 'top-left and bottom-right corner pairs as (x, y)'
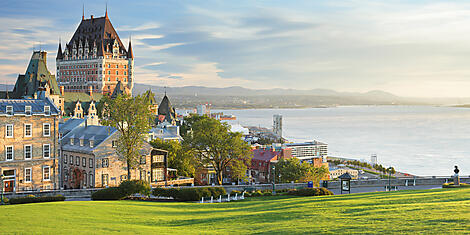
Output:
(25, 106), (32, 116)
(44, 106), (50, 116)
(70, 138), (74, 145)
(90, 140), (94, 148)
(80, 139), (84, 146)
(6, 106), (13, 115)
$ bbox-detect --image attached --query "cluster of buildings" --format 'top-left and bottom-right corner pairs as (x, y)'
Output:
(0, 10), (183, 193)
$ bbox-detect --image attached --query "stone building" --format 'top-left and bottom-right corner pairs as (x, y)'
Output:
(60, 125), (168, 189)
(56, 10), (134, 95)
(0, 98), (60, 192)
(6, 51), (64, 114)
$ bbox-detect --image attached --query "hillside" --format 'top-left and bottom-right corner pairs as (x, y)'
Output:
(1, 188), (469, 233)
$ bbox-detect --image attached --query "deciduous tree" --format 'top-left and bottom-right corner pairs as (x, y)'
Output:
(183, 117), (252, 185)
(101, 94), (152, 179)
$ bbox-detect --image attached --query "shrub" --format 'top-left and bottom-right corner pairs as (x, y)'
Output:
(2, 197), (9, 204)
(288, 187), (333, 197)
(9, 195), (65, 204)
(208, 187), (227, 197)
(91, 187), (126, 200)
(442, 182), (470, 188)
(119, 180), (151, 196)
(252, 190), (263, 197)
(263, 191), (273, 196)
(197, 187), (212, 199)
(244, 192), (252, 197)
(231, 190), (242, 195)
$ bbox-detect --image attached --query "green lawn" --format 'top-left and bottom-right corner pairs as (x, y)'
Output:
(1, 188), (470, 234)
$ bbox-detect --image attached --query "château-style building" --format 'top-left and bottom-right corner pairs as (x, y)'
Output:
(56, 10), (134, 96)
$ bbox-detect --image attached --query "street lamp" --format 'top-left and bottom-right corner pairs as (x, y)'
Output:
(271, 165), (276, 195)
(147, 171), (151, 188)
(0, 174), (4, 205)
(387, 167), (392, 191)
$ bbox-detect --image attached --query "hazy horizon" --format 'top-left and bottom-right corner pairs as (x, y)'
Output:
(2, 1), (470, 97)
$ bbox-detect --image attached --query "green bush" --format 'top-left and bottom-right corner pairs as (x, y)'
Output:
(152, 187), (227, 201)
(119, 180), (151, 196)
(91, 187), (126, 201)
(152, 187), (179, 198)
(208, 187), (227, 197)
(442, 182), (470, 188)
(231, 190), (242, 195)
(252, 190), (263, 197)
(263, 191), (273, 196)
(2, 197), (9, 204)
(288, 187), (333, 197)
(9, 195), (65, 204)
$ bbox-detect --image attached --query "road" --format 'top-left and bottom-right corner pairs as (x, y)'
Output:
(329, 184), (442, 195)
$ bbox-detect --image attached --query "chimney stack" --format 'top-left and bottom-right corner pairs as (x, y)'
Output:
(88, 85), (93, 96)
(91, 15), (94, 20)
(60, 86), (65, 96)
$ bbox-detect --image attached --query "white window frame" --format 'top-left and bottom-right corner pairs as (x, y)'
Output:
(89, 158), (93, 168)
(25, 106), (32, 116)
(24, 144), (32, 160)
(24, 123), (32, 137)
(43, 166), (51, 181)
(43, 123), (51, 137)
(44, 106), (50, 116)
(24, 168), (32, 183)
(6, 106), (13, 116)
(5, 145), (14, 161)
(5, 124), (13, 138)
(43, 144), (50, 159)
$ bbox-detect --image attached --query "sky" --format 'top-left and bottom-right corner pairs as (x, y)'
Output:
(2, 0), (470, 97)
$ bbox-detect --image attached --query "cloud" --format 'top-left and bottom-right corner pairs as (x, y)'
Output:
(4, 1), (470, 97)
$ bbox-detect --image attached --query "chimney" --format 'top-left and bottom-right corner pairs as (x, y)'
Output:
(88, 85), (93, 96)
(91, 15), (94, 20)
(60, 86), (65, 96)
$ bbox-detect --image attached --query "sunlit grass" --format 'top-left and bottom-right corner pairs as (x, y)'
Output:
(0, 188), (469, 234)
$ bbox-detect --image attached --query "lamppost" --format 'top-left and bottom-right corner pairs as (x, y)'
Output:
(147, 171), (151, 189)
(0, 174), (4, 205)
(387, 167), (392, 191)
(271, 165), (276, 195)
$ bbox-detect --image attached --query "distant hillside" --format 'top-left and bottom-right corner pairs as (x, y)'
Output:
(133, 84), (399, 98)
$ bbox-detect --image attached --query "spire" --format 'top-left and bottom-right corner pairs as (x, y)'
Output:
(105, 2), (108, 19)
(57, 39), (63, 60)
(127, 36), (134, 59)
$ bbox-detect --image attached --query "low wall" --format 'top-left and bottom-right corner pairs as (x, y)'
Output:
(3, 188), (100, 199)
(324, 177), (470, 189)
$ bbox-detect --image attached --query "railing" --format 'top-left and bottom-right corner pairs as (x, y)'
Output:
(200, 192), (245, 203)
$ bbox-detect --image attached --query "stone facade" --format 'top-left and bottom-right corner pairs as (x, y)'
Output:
(0, 99), (60, 192)
(60, 124), (168, 189)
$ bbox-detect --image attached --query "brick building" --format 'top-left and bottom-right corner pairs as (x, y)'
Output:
(0, 98), (60, 192)
(60, 125), (168, 189)
(56, 10), (134, 96)
(249, 148), (292, 183)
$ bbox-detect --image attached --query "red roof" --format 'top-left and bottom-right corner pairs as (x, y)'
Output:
(252, 149), (281, 162)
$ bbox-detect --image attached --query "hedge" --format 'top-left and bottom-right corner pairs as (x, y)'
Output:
(92, 180), (150, 201)
(442, 182), (470, 188)
(287, 187), (333, 196)
(9, 195), (65, 205)
(152, 187), (227, 202)
(91, 187), (127, 200)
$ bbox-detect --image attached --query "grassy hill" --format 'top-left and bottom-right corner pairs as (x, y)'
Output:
(1, 188), (469, 234)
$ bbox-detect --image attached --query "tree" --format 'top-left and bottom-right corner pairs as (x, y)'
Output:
(150, 138), (196, 177)
(180, 114), (206, 138)
(275, 158), (329, 185)
(101, 94), (152, 179)
(183, 117), (252, 185)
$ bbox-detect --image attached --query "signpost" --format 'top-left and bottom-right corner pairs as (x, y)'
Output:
(307, 181), (313, 188)
(338, 173), (352, 194)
